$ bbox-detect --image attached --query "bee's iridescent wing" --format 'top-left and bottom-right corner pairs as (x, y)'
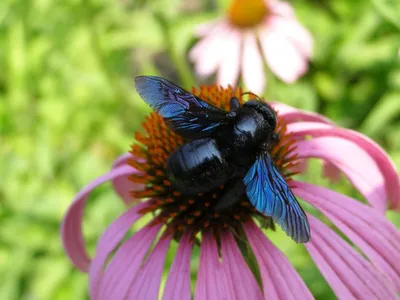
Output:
(243, 153), (310, 243)
(135, 76), (233, 138)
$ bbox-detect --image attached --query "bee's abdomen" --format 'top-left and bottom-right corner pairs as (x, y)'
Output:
(166, 138), (234, 195)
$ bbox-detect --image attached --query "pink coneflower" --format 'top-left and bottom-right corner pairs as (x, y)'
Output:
(190, 0), (313, 94)
(62, 85), (400, 299)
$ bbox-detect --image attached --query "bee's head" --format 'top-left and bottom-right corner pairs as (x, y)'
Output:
(243, 100), (277, 130)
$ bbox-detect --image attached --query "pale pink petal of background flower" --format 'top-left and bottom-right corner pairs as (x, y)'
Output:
(305, 215), (397, 299)
(97, 223), (162, 300)
(126, 235), (172, 300)
(295, 136), (386, 212)
(190, 21), (226, 59)
(60, 164), (137, 272)
(220, 231), (263, 300)
(195, 232), (229, 300)
(112, 153), (143, 205)
(163, 232), (193, 300)
(194, 20), (219, 37)
(260, 19), (308, 83)
(288, 122), (400, 212)
(267, 0), (296, 18)
(294, 181), (400, 290)
(88, 201), (150, 299)
(244, 221), (313, 300)
(242, 31), (266, 94)
(190, 21), (230, 77)
(268, 17), (313, 58)
(217, 29), (242, 87)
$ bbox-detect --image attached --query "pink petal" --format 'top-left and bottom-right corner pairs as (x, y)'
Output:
(305, 215), (397, 299)
(195, 232), (229, 300)
(322, 160), (342, 182)
(111, 153), (144, 205)
(88, 201), (151, 298)
(269, 101), (298, 114)
(288, 122), (400, 212)
(244, 221), (313, 300)
(216, 29), (242, 87)
(220, 231), (263, 300)
(97, 223), (162, 300)
(242, 31), (266, 94)
(127, 234), (172, 300)
(60, 164), (137, 272)
(294, 136), (386, 213)
(163, 232), (193, 300)
(260, 18), (308, 83)
(190, 21), (231, 77)
(269, 102), (334, 124)
(293, 181), (400, 290)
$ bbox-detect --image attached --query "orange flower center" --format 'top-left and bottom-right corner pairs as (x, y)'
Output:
(228, 0), (268, 28)
(129, 85), (298, 240)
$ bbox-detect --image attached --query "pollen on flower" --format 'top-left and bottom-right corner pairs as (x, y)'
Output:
(228, 0), (268, 28)
(129, 84), (299, 240)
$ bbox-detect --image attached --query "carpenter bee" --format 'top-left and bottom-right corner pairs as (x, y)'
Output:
(135, 76), (310, 243)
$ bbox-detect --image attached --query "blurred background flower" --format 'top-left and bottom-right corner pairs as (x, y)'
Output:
(190, 0), (313, 94)
(1, 0), (400, 299)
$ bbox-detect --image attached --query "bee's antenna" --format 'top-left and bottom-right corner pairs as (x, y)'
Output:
(241, 92), (262, 101)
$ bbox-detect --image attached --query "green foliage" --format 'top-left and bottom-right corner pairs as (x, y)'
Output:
(0, 0), (399, 299)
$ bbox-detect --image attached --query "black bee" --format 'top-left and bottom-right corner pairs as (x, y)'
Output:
(135, 76), (310, 243)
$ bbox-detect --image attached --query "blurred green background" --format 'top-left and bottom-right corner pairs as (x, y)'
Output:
(1, 0), (399, 299)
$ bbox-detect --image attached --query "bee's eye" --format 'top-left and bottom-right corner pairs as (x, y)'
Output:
(265, 111), (277, 129)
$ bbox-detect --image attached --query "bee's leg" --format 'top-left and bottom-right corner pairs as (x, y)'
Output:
(214, 179), (246, 211)
(230, 97), (240, 111)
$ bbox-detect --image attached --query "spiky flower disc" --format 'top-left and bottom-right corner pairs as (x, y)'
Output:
(129, 84), (299, 239)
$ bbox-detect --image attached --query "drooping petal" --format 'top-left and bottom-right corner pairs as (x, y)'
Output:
(195, 232), (230, 300)
(60, 164), (137, 272)
(305, 215), (397, 300)
(244, 221), (313, 300)
(260, 18), (308, 83)
(96, 223), (162, 300)
(112, 153), (144, 205)
(322, 160), (342, 182)
(216, 28), (242, 87)
(288, 122), (400, 212)
(126, 234), (172, 300)
(294, 136), (387, 213)
(190, 21), (231, 77)
(88, 201), (151, 298)
(293, 181), (400, 290)
(242, 31), (265, 94)
(220, 231), (263, 300)
(163, 232), (193, 300)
